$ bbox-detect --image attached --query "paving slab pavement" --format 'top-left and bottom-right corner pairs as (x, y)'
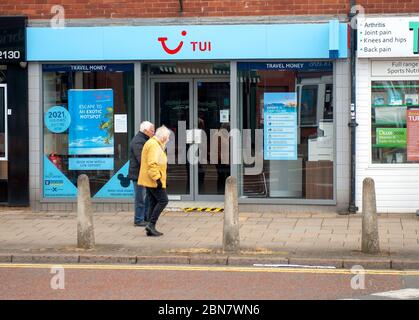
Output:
(1, 209), (419, 269)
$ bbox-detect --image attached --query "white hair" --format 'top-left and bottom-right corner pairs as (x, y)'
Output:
(154, 125), (171, 141)
(139, 121), (154, 133)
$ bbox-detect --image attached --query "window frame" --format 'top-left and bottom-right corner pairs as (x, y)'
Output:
(235, 60), (337, 205)
(369, 66), (419, 169)
(0, 84), (7, 161)
(39, 62), (137, 203)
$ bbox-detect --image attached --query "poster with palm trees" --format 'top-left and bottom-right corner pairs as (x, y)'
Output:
(68, 89), (114, 155)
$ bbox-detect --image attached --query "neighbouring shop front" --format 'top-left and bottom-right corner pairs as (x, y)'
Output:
(0, 16), (29, 206)
(357, 16), (419, 213)
(26, 21), (350, 212)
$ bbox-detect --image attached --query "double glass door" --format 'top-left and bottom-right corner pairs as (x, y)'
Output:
(152, 79), (230, 200)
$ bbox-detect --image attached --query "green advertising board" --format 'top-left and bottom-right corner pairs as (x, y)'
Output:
(376, 128), (407, 148)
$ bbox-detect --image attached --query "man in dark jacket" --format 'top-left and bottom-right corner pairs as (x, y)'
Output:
(128, 121), (155, 226)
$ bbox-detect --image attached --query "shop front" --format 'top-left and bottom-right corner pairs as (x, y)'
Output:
(27, 21), (350, 212)
(0, 16), (29, 206)
(357, 16), (419, 213)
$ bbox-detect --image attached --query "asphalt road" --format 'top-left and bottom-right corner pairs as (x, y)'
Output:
(1, 263), (419, 300)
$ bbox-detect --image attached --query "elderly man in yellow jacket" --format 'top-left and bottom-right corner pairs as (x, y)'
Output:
(138, 125), (170, 237)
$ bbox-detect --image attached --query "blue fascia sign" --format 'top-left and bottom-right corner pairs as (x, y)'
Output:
(27, 22), (348, 61)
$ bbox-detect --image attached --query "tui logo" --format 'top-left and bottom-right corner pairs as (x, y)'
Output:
(409, 22), (419, 54)
(158, 31), (187, 55)
(157, 30), (212, 55)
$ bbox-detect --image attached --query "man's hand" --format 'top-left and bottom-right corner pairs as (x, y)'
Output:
(156, 179), (163, 189)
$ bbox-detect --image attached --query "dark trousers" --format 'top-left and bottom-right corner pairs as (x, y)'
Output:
(146, 187), (169, 225)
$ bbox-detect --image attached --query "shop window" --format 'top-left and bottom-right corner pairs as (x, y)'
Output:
(0, 66), (7, 203)
(42, 64), (134, 199)
(371, 80), (419, 164)
(0, 84), (6, 159)
(237, 62), (334, 200)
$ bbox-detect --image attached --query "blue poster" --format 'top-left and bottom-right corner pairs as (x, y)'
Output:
(44, 106), (71, 133)
(43, 155), (77, 198)
(68, 89), (114, 155)
(94, 162), (134, 198)
(69, 157), (114, 171)
(264, 93), (298, 160)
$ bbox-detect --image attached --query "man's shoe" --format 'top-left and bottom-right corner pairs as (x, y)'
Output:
(145, 223), (163, 236)
(134, 221), (148, 227)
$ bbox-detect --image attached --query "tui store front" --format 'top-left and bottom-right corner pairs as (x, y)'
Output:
(26, 20), (351, 212)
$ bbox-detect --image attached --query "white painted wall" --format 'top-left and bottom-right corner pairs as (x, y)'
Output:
(356, 58), (419, 213)
(335, 59), (351, 211)
(28, 62), (41, 210)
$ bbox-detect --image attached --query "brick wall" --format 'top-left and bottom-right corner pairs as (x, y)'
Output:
(359, 0), (419, 14)
(0, 0), (378, 20)
(1, 1), (418, 20)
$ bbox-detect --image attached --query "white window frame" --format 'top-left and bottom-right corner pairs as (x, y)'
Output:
(369, 59), (419, 168)
(0, 84), (7, 161)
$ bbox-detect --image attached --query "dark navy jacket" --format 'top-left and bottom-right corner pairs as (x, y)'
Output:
(128, 131), (149, 181)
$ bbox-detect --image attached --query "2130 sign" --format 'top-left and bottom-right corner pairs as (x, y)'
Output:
(0, 50), (21, 60)
(0, 16), (27, 62)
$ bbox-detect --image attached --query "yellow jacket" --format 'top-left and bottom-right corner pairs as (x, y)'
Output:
(138, 137), (167, 188)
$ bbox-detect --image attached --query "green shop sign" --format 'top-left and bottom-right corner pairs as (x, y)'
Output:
(410, 21), (419, 54)
(376, 128), (407, 148)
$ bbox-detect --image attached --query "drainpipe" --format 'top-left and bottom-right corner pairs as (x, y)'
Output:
(348, 0), (359, 213)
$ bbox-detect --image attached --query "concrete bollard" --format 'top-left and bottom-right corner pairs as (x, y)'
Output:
(77, 174), (95, 249)
(361, 177), (380, 254)
(223, 176), (240, 253)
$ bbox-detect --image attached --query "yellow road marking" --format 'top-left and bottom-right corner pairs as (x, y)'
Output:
(0, 263), (418, 276)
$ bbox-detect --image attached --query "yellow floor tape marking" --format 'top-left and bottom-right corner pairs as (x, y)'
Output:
(0, 263), (418, 276)
(183, 207), (224, 212)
